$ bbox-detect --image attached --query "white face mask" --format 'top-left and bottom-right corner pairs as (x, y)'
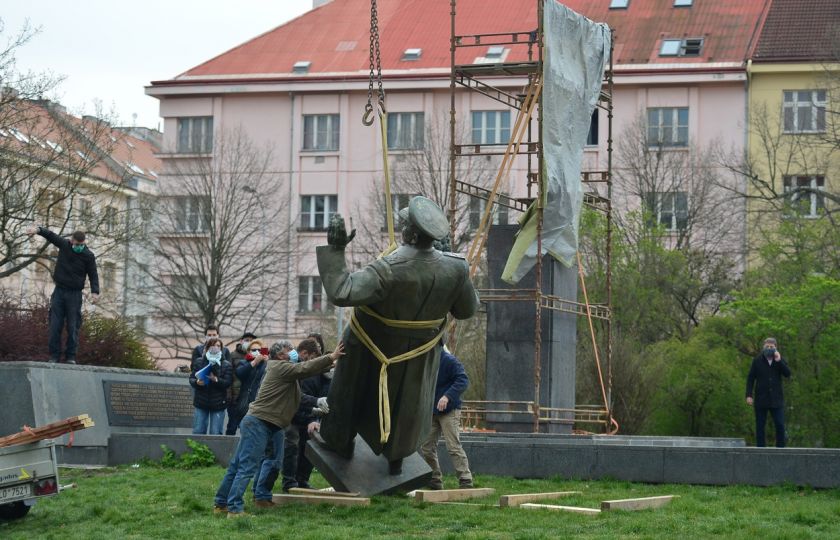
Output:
(207, 352), (222, 365)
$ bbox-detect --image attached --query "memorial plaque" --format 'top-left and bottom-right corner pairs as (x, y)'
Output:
(103, 381), (194, 427)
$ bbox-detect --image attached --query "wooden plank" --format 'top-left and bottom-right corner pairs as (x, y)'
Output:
(271, 493), (370, 507)
(288, 487), (362, 498)
(415, 488), (496, 503)
(520, 503), (601, 515)
(600, 495), (676, 511)
(499, 491), (582, 508)
(0, 414), (95, 448)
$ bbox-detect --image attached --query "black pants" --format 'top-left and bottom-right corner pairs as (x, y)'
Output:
(755, 406), (786, 447)
(225, 404), (244, 435)
(48, 287), (83, 361)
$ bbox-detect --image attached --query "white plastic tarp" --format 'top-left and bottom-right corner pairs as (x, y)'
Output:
(502, 1), (610, 283)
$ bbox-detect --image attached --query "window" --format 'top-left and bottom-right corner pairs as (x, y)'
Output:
(293, 61), (311, 74)
(302, 114), (340, 151)
(784, 176), (825, 217)
(659, 38), (703, 57)
(387, 112), (424, 150)
(104, 206), (117, 235)
(586, 109), (599, 146)
(402, 48), (422, 61)
(101, 262), (116, 290)
(37, 191), (65, 227)
(644, 192), (688, 231)
(384, 193), (413, 230)
(299, 276), (331, 312)
(176, 117), (213, 153)
(77, 199), (92, 230)
(300, 195), (338, 230)
(174, 196), (210, 233)
(471, 111), (511, 145)
(674, 0), (693, 6)
(647, 107), (689, 147)
(170, 275), (203, 312)
(469, 195), (510, 230)
(609, 0), (630, 8)
(783, 90), (827, 133)
(133, 316), (148, 334)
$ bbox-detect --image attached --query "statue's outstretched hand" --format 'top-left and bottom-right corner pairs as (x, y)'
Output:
(327, 214), (356, 249)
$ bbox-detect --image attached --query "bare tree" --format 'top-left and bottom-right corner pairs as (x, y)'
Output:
(138, 127), (292, 358)
(0, 19), (138, 283)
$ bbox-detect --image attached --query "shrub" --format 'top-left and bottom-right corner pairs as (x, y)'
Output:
(159, 439), (216, 469)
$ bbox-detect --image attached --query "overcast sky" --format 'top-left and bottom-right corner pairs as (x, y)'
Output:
(3, 0), (314, 130)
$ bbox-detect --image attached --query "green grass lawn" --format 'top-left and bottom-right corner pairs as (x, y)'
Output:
(2, 465), (839, 539)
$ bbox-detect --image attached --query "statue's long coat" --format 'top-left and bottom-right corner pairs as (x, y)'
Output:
(316, 244), (479, 462)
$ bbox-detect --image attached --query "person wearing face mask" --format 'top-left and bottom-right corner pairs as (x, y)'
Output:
(26, 226), (99, 364)
(746, 337), (792, 447)
(224, 331), (256, 435)
(192, 325), (231, 366)
(189, 337), (233, 435)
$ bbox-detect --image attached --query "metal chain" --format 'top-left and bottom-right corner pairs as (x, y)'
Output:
(364, 0), (385, 125)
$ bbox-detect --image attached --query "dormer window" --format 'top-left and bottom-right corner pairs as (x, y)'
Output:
(609, 0), (630, 9)
(659, 38), (703, 57)
(486, 46), (505, 59)
(402, 48), (422, 61)
(293, 61), (311, 74)
(674, 0), (693, 6)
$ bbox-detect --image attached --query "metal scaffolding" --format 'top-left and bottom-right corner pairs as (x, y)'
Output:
(448, 0), (615, 434)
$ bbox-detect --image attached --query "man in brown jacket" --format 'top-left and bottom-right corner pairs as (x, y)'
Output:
(214, 341), (344, 517)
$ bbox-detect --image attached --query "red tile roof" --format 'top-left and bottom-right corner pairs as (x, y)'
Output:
(165, 0), (769, 84)
(752, 0), (840, 62)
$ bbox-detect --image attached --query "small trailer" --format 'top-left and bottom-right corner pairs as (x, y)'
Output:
(0, 440), (60, 520)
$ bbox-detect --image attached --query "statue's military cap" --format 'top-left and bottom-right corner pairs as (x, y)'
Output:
(397, 196), (449, 241)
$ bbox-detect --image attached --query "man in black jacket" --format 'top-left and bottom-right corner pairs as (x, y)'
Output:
(746, 337), (792, 447)
(27, 226), (99, 364)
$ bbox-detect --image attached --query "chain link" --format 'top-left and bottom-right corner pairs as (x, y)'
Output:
(364, 0), (385, 125)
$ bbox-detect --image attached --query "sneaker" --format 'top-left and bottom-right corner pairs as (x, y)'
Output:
(459, 480), (474, 489)
(254, 499), (276, 508)
(226, 511), (251, 519)
(428, 481), (444, 491)
(64, 358), (77, 364)
(213, 505), (227, 515)
(48, 357), (59, 364)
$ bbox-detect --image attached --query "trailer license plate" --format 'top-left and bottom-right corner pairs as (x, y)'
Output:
(0, 483), (32, 503)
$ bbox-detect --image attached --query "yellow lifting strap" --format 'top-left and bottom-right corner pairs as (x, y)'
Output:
(379, 109), (397, 257)
(349, 306), (446, 444)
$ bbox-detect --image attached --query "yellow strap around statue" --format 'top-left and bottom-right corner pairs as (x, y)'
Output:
(379, 109), (398, 258)
(350, 306), (446, 444)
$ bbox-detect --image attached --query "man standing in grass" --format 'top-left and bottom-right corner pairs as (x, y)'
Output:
(214, 341), (344, 517)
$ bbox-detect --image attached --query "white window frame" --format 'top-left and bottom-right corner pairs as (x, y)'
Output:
(644, 191), (688, 231)
(387, 112), (424, 150)
(385, 193), (414, 231)
(647, 107), (689, 147)
(471, 110), (511, 145)
(783, 90), (827, 134)
(469, 195), (510, 230)
(176, 117), (213, 154)
(302, 114), (340, 151)
(783, 175), (825, 218)
(300, 194), (338, 230)
(298, 276), (330, 312)
(174, 196), (209, 233)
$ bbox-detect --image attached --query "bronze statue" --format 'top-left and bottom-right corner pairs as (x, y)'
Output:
(315, 196), (478, 474)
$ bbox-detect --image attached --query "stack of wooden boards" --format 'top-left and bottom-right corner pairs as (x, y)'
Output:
(0, 414), (95, 448)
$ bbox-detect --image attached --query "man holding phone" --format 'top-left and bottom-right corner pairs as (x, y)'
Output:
(745, 337), (792, 447)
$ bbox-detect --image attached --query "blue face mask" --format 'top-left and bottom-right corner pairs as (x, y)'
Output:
(72, 244), (85, 254)
(288, 349), (299, 363)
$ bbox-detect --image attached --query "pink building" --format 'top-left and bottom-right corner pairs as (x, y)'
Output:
(146, 0), (769, 366)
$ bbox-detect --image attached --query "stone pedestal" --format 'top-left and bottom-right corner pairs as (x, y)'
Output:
(485, 225), (577, 433)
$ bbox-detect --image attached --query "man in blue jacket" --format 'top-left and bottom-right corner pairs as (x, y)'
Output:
(746, 337), (792, 447)
(419, 347), (473, 489)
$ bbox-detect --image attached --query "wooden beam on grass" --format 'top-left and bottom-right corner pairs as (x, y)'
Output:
(288, 487), (361, 498)
(520, 503), (601, 515)
(271, 493), (370, 507)
(415, 487), (496, 503)
(600, 495), (677, 511)
(499, 491), (582, 508)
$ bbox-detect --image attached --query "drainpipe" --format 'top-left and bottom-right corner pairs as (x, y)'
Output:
(742, 59), (752, 272)
(284, 93), (295, 337)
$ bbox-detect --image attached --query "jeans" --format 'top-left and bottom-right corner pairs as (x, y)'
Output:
(420, 409), (473, 485)
(254, 430), (285, 499)
(755, 406), (786, 448)
(48, 287), (83, 361)
(193, 408), (225, 435)
(214, 415), (284, 512)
